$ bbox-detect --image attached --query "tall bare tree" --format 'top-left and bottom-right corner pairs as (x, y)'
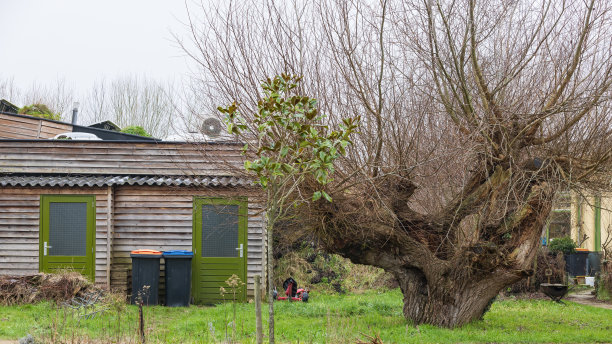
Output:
(81, 76), (176, 138)
(180, 0), (612, 327)
(0, 76), (20, 104)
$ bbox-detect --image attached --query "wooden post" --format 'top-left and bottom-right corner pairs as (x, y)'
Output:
(138, 301), (145, 344)
(35, 120), (42, 138)
(106, 185), (113, 290)
(255, 275), (263, 344)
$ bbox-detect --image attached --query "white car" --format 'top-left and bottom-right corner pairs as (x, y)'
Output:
(52, 132), (102, 140)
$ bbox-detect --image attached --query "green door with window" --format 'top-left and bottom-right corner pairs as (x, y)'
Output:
(39, 195), (96, 280)
(193, 198), (247, 304)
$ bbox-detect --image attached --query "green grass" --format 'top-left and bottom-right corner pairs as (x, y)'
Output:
(0, 289), (611, 343)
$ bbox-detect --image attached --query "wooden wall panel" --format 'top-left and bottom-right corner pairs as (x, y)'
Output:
(0, 187), (109, 288)
(0, 113), (72, 139)
(111, 186), (264, 298)
(0, 184), (264, 299)
(0, 141), (244, 175)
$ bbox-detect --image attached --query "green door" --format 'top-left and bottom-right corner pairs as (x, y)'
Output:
(193, 198), (247, 304)
(40, 195), (96, 280)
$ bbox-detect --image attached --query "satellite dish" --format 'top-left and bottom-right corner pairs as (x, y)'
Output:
(201, 117), (223, 137)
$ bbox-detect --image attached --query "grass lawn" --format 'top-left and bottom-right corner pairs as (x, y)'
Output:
(0, 289), (611, 343)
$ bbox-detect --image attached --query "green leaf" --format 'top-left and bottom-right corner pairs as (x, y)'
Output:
(312, 191), (322, 201)
(280, 146), (289, 157)
(281, 163), (293, 173)
(322, 191), (332, 202)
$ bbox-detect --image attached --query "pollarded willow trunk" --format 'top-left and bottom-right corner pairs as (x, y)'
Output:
(395, 268), (518, 327)
(310, 176), (555, 328)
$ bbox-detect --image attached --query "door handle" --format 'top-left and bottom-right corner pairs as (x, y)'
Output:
(44, 242), (53, 256)
(236, 244), (243, 258)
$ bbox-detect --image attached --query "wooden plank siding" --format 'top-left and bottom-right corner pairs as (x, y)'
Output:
(0, 185), (265, 299)
(0, 187), (110, 288)
(0, 141), (244, 175)
(0, 113), (72, 139)
(112, 186), (264, 298)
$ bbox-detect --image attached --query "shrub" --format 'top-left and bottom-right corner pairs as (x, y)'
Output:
(548, 236), (576, 255)
(274, 246), (396, 294)
(19, 104), (61, 121)
(121, 126), (151, 137)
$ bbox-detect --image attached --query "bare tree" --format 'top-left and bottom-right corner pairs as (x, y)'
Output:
(0, 76), (21, 104)
(80, 76), (176, 138)
(180, 0), (612, 327)
(2, 78), (75, 121)
(84, 79), (110, 124)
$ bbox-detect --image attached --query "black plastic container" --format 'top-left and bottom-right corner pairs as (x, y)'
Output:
(163, 250), (193, 307)
(564, 250), (589, 277)
(130, 250), (162, 305)
(587, 252), (602, 276)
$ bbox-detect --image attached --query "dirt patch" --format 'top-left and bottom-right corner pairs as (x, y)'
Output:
(0, 272), (97, 305)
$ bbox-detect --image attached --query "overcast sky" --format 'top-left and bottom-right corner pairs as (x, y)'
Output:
(0, 0), (192, 94)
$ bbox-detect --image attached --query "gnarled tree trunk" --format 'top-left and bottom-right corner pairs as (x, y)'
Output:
(396, 270), (510, 327)
(304, 174), (555, 328)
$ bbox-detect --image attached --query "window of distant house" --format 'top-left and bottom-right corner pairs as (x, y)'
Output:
(548, 192), (572, 239)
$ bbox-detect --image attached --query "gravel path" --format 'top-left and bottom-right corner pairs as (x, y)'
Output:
(566, 289), (612, 310)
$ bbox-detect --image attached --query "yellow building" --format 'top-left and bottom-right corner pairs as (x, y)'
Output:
(546, 192), (611, 252)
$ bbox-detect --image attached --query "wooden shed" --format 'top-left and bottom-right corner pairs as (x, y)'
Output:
(0, 139), (265, 303)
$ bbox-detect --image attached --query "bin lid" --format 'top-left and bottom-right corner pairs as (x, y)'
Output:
(131, 249), (162, 255)
(575, 248), (589, 252)
(163, 250), (193, 257)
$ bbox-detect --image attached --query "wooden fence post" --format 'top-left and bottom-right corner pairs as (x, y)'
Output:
(255, 275), (263, 344)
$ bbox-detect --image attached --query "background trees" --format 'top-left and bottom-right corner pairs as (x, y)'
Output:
(0, 76), (176, 138)
(181, 0), (612, 327)
(85, 77), (175, 138)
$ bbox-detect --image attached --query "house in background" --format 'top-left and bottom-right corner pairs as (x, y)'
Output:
(0, 99), (19, 114)
(0, 112), (264, 304)
(0, 111), (157, 141)
(88, 120), (121, 132)
(545, 192), (611, 252)
(571, 194), (611, 252)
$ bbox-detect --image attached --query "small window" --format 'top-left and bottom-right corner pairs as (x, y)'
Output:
(548, 192), (571, 240)
(548, 210), (571, 239)
(201, 204), (239, 257)
(48, 202), (88, 256)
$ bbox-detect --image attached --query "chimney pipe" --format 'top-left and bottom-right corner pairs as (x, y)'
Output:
(71, 102), (79, 125)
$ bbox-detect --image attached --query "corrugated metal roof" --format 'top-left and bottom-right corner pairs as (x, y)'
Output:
(0, 175), (253, 188)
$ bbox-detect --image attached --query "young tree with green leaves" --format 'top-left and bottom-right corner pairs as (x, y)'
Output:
(220, 74), (359, 344)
